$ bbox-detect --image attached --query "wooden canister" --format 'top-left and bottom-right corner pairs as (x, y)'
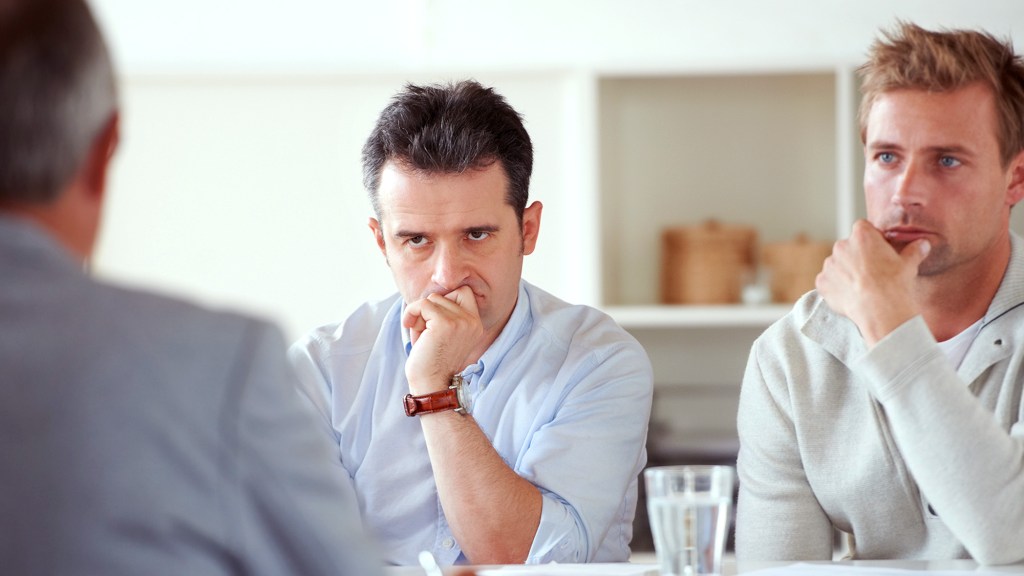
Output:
(761, 234), (833, 303)
(661, 220), (757, 304)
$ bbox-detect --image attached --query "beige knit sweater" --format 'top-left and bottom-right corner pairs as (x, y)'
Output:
(736, 234), (1024, 564)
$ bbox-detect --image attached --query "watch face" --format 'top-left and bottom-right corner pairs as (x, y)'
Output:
(456, 378), (472, 414)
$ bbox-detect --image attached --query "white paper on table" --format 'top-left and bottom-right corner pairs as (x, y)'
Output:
(476, 562), (659, 576)
(743, 562), (1018, 576)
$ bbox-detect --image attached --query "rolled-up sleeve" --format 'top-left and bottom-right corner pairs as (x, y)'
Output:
(526, 491), (586, 563)
(511, 336), (653, 563)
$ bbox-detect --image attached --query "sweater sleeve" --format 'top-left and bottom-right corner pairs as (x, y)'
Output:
(736, 338), (835, 561)
(856, 316), (1024, 565)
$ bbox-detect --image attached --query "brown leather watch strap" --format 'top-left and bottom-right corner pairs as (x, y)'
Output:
(404, 387), (460, 416)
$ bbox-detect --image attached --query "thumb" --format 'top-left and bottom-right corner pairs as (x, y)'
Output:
(901, 238), (931, 268)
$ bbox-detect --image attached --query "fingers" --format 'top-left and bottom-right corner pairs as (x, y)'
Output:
(442, 285), (479, 314)
(815, 249), (851, 315)
(849, 219), (892, 253)
(847, 219), (929, 274)
(815, 254), (839, 293)
(850, 218), (878, 236)
(402, 287), (485, 393)
(405, 314), (426, 346)
(816, 220), (890, 317)
(900, 238), (931, 268)
(402, 301), (426, 346)
(815, 219), (924, 346)
(402, 286), (483, 345)
(405, 287), (478, 323)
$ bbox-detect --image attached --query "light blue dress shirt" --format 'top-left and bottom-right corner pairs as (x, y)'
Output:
(288, 280), (653, 565)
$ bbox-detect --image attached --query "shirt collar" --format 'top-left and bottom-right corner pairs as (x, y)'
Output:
(472, 281), (532, 387)
(985, 232), (1024, 325)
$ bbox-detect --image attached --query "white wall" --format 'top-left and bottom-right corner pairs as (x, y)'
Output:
(85, 1), (1024, 340)
(97, 73), (582, 339)
(90, 1), (1024, 73)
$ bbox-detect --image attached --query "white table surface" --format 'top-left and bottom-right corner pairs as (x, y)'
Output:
(735, 560), (1024, 573)
(383, 559), (1024, 576)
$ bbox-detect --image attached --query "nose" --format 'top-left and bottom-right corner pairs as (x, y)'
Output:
(430, 242), (469, 291)
(891, 158), (926, 210)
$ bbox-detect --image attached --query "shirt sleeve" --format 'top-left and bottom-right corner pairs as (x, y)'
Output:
(526, 491), (587, 562)
(286, 336), (341, 442)
(856, 316), (1024, 565)
(519, 339), (654, 563)
(285, 335), (363, 507)
(736, 337), (835, 561)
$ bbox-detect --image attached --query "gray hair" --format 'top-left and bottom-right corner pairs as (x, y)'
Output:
(0, 0), (118, 203)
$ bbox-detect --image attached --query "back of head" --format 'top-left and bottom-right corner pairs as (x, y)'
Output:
(858, 21), (1024, 166)
(0, 0), (117, 204)
(361, 79), (533, 223)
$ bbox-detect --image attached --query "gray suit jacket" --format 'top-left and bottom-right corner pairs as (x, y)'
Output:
(0, 216), (380, 575)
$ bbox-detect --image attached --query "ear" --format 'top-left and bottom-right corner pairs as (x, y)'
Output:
(368, 217), (387, 255)
(1007, 150), (1024, 208)
(3, 112), (120, 263)
(82, 112), (120, 203)
(521, 201), (542, 256)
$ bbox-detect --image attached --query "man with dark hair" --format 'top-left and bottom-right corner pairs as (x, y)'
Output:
(0, 1), (380, 574)
(289, 80), (653, 566)
(737, 22), (1024, 563)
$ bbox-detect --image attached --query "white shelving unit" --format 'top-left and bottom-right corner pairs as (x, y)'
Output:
(578, 65), (866, 471)
(596, 70), (850, 306)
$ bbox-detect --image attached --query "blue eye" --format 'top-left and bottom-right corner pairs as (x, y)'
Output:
(939, 156), (961, 168)
(878, 152), (896, 164)
(468, 231), (490, 241)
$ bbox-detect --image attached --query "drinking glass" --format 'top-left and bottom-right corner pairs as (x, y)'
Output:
(644, 465), (735, 576)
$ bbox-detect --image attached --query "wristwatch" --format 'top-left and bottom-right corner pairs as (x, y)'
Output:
(404, 374), (470, 417)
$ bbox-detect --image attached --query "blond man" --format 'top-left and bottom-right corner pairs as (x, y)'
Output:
(737, 22), (1024, 563)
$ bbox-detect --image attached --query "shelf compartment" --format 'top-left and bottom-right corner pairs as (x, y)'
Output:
(598, 73), (837, 307)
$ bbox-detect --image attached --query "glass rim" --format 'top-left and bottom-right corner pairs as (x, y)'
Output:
(643, 464), (734, 475)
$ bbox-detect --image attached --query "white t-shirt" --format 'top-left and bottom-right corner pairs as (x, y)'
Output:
(936, 317), (984, 372)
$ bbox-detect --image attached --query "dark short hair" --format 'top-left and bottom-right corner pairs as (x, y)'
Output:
(361, 79), (533, 223)
(859, 21), (1024, 167)
(0, 0), (117, 203)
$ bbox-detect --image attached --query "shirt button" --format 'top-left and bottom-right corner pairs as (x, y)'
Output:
(442, 537), (455, 549)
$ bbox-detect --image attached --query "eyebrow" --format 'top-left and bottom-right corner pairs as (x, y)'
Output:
(931, 145), (976, 158)
(464, 225), (500, 235)
(867, 140), (976, 157)
(392, 225), (501, 239)
(393, 230), (424, 239)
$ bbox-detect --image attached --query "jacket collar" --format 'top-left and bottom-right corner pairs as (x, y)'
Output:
(0, 215), (82, 274)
